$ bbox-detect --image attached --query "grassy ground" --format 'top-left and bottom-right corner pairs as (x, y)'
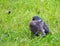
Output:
(0, 0), (60, 46)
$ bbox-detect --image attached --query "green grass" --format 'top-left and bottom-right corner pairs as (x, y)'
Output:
(0, 0), (60, 46)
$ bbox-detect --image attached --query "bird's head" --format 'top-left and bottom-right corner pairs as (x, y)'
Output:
(32, 16), (41, 21)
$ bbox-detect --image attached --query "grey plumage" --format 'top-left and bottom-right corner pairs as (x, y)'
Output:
(29, 16), (49, 38)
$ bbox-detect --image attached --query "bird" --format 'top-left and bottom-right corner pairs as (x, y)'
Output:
(29, 16), (49, 38)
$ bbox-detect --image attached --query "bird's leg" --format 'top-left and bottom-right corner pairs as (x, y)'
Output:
(41, 29), (46, 37)
(40, 22), (46, 37)
(31, 32), (36, 38)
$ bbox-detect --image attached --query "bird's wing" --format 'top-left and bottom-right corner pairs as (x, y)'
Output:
(43, 22), (49, 34)
(30, 21), (38, 34)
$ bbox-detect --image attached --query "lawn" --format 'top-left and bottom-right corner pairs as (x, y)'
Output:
(0, 0), (60, 46)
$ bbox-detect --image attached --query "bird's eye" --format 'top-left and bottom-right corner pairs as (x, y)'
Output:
(32, 18), (35, 20)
